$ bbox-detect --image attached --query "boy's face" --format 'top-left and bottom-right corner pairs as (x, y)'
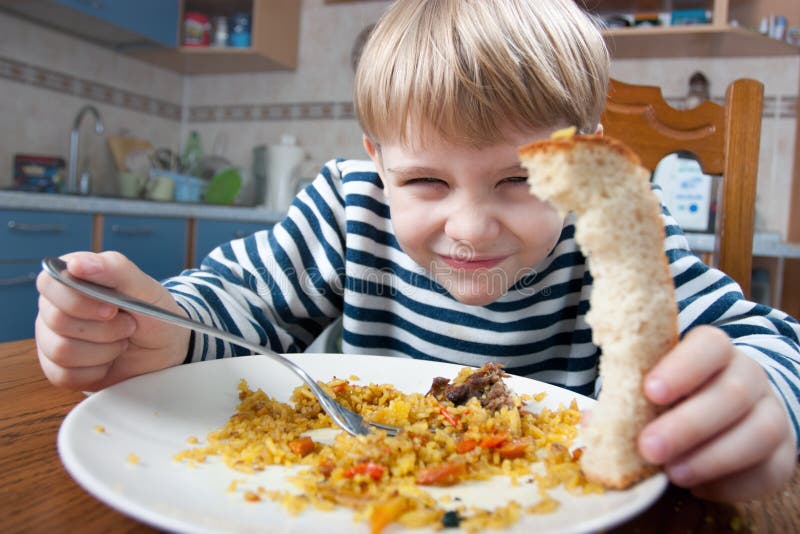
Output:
(364, 127), (564, 306)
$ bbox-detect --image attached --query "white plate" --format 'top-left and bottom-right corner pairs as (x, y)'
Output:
(58, 354), (667, 533)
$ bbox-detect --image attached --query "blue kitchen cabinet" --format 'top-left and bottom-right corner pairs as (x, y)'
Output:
(1, 210), (94, 261)
(193, 219), (271, 266)
(102, 215), (187, 282)
(0, 210), (94, 342)
(52, 0), (180, 47)
(0, 262), (41, 342)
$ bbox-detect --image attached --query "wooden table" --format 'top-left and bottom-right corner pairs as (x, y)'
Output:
(1, 338), (798, 533)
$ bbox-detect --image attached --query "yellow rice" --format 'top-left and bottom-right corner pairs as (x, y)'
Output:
(174, 367), (603, 532)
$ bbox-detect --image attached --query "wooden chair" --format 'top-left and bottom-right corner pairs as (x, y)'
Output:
(602, 78), (764, 298)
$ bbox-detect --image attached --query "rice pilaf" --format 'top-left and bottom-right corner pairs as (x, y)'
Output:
(174, 364), (603, 532)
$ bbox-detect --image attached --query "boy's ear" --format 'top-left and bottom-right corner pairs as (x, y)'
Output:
(363, 135), (379, 161)
(363, 134), (388, 195)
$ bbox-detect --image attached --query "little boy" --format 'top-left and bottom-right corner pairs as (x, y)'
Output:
(36, 0), (798, 503)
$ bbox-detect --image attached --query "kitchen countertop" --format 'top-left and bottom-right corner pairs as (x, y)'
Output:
(0, 190), (285, 223)
(685, 231), (800, 259)
(3, 190), (800, 259)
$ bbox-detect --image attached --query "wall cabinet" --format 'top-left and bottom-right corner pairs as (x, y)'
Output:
(0, 0), (180, 49)
(52, 0), (180, 47)
(0, 0), (299, 74)
(578, 0), (799, 58)
(130, 0), (301, 74)
(327, 0), (798, 58)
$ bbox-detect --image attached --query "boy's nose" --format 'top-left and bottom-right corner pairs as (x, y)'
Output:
(443, 204), (501, 245)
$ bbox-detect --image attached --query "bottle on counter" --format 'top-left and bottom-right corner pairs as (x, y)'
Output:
(181, 131), (204, 177)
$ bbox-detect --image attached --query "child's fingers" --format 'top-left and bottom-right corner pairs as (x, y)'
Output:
(36, 269), (119, 322)
(65, 251), (169, 307)
(687, 432), (796, 502)
(663, 394), (789, 488)
(37, 350), (116, 391)
(639, 353), (767, 464)
(644, 326), (733, 405)
(38, 296), (136, 344)
(35, 316), (129, 369)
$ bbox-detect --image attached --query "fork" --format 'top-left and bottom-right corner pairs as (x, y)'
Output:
(41, 257), (401, 438)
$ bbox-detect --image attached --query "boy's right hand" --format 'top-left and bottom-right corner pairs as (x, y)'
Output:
(35, 251), (190, 391)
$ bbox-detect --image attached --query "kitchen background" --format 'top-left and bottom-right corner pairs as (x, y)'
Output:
(0, 0), (798, 315)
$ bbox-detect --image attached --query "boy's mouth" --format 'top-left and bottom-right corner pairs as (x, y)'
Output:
(439, 255), (506, 271)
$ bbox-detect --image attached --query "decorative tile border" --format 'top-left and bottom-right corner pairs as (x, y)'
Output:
(664, 95), (796, 119)
(778, 95), (797, 119)
(188, 101), (355, 122)
(1, 55), (795, 123)
(0, 55), (181, 120)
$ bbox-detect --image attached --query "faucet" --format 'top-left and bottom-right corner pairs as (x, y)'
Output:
(67, 105), (105, 194)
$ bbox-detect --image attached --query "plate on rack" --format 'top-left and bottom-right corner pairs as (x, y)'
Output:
(58, 354), (667, 533)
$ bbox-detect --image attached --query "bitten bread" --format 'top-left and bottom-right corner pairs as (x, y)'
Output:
(518, 132), (679, 488)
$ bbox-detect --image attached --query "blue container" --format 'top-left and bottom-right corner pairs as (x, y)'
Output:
(228, 12), (251, 47)
(171, 173), (206, 203)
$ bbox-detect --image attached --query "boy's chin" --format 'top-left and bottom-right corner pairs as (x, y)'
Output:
(445, 284), (507, 306)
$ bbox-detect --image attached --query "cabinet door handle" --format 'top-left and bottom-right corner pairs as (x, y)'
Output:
(111, 225), (154, 236)
(76, 0), (106, 10)
(0, 271), (37, 286)
(7, 220), (65, 233)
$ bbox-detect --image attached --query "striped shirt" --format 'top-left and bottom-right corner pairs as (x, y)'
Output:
(164, 158), (800, 442)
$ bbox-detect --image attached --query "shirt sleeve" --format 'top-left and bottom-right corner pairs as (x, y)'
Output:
(658, 190), (800, 447)
(163, 159), (347, 360)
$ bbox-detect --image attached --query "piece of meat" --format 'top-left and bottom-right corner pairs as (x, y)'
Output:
(427, 362), (516, 411)
(426, 377), (451, 399)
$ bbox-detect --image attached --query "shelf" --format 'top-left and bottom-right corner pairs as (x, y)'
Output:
(131, 46), (293, 75)
(579, 0), (714, 15)
(126, 0), (300, 75)
(603, 24), (799, 58)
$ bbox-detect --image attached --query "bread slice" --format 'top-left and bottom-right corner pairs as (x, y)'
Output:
(518, 133), (679, 488)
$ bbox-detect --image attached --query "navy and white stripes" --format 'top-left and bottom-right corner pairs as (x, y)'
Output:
(164, 158), (800, 443)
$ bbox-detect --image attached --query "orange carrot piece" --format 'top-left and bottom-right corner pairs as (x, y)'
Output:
(480, 431), (509, 449)
(455, 438), (478, 454)
(497, 439), (528, 459)
(415, 462), (466, 486)
(432, 398), (459, 427)
(343, 461), (386, 481)
(369, 496), (410, 534)
(288, 436), (315, 457)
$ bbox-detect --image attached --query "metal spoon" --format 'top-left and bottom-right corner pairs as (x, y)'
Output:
(41, 257), (400, 437)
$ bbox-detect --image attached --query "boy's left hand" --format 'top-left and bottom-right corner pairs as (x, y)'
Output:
(638, 325), (797, 502)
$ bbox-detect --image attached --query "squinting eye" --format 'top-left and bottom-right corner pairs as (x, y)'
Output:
(500, 176), (528, 186)
(405, 177), (446, 186)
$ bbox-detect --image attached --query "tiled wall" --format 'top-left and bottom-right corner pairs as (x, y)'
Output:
(0, 10), (182, 197)
(1, 0), (798, 236)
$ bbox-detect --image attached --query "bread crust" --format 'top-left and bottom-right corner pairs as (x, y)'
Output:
(519, 134), (679, 489)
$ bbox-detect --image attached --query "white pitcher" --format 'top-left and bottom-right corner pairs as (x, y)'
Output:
(265, 134), (305, 211)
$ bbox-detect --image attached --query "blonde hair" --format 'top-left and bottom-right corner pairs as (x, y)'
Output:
(354, 0), (609, 147)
